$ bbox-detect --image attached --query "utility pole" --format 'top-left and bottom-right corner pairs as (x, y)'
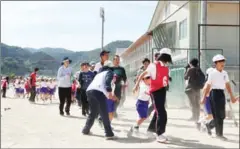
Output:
(100, 7), (105, 51)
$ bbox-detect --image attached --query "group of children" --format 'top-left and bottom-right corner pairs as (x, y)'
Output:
(131, 53), (239, 142)
(13, 77), (57, 102)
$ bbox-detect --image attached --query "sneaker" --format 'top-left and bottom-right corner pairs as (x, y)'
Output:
(82, 131), (92, 135)
(156, 135), (168, 143)
(105, 135), (117, 140)
(60, 112), (64, 116)
(216, 135), (228, 141)
(205, 123), (212, 136)
(66, 112), (70, 116)
(130, 126), (139, 132)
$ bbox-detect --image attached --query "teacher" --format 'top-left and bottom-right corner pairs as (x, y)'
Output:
(57, 57), (73, 116)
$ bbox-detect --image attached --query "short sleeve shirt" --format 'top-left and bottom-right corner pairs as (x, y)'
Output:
(94, 62), (103, 73)
(207, 69), (229, 90)
(146, 63), (157, 80)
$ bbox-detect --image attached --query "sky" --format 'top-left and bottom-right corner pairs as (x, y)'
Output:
(1, 1), (157, 51)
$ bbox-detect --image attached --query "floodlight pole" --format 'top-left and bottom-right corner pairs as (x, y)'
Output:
(100, 7), (105, 52)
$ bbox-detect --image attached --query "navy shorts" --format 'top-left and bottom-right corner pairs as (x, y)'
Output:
(40, 87), (48, 94)
(136, 99), (149, 119)
(204, 96), (212, 114)
(19, 88), (24, 94)
(36, 88), (40, 94)
(106, 99), (115, 113)
(15, 88), (20, 93)
(49, 89), (54, 95)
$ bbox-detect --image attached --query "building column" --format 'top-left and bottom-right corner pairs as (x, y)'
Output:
(189, 1), (200, 62)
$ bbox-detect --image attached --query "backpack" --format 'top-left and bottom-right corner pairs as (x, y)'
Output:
(192, 68), (205, 89)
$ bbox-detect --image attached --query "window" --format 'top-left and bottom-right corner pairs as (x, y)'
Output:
(164, 1), (170, 19)
(179, 18), (187, 40)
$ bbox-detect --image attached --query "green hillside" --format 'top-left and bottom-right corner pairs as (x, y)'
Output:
(1, 40), (132, 76)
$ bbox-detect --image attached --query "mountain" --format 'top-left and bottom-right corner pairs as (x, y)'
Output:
(1, 40), (132, 76)
(1, 43), (59, 76)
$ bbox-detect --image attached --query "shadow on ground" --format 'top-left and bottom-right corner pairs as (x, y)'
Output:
(63, 115), (86, 120)
(112, 121), (196, 129)
(33, 102), (59, 106)
(113, 129), (155, 144)
(166, 136), (225, 148)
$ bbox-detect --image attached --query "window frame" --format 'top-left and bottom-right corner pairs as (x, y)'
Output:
(179, 18), (187, 40)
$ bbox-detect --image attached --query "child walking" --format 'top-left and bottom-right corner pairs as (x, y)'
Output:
(201, 54), (238, 140)
(106, 74), (119, 123)
(131, 74), (151, 132)
(197, 67), (214, 131)
(133, 48), (172, 143)
(71, 80), (77, 103)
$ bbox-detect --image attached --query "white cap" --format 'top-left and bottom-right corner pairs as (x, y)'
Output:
(206, 67), (214, 74)
(144, 73), (151, 78)
(104, 60), (113, 67)
(212, 54), (226, 62)
(160, 48), (172, 56)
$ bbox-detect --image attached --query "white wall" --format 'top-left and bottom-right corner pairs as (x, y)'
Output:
(206, 3), (239, 65)
(155, 1), (190, 61)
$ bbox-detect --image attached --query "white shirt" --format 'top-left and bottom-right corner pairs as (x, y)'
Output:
(75, 71), (81, 80)
(57, 66), (72, 88)
(138, 82), (150, 101)
(49, 83), (55, 89)
(20, 84), (24, 88)
(94, 62), (103, 73)
(207, 69), (229, 90)
(15, 83), (20, 88)
(146, 63), (157, 80)
(146, 61), (167, 80)
(87, 71), (109, 97)
(36, 82), (40, 88)
(41, 82), (47, 88)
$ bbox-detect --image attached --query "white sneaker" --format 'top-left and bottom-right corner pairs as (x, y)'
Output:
(156, 135), (168, 143)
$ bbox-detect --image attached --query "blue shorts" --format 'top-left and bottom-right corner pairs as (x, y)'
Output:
(136, 99), (149, 119)
(49, 89), (54, 95)
(204, 96), (212, 114)
(106, 99), (115, 113)
(19, 88), (24, 94)
(36, 88), (40, 94)
(40, 87), (48, 94)
(15, 88), (20, 93)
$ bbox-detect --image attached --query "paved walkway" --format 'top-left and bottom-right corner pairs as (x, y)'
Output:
(1, 96), (239, 148)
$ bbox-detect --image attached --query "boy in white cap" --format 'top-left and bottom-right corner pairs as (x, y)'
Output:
(133, 48), (172, 143)
(201, 54), (237, 140)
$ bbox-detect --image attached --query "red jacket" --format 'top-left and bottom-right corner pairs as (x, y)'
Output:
(30, 72), (37, 87)
(2, 80), (7, 88)
(71, 83), (77, 92)
(149, 61), (169, 93)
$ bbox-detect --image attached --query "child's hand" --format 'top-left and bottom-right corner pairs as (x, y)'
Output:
(112, 95), (119, 102)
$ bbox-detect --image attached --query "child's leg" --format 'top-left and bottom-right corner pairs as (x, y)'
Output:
(108, 99), (115, 120)
(136, 118), (146, 126)
(109, 112), (114, 122)
(135, 100), (148, 128)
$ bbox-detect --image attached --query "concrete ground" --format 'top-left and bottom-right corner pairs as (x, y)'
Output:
(1, 95), (239, 148)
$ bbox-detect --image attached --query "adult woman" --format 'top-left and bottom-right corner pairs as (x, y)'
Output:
(57, 57), (73, 116)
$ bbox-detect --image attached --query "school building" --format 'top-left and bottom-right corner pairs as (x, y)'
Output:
(120, 1), (239, 107)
